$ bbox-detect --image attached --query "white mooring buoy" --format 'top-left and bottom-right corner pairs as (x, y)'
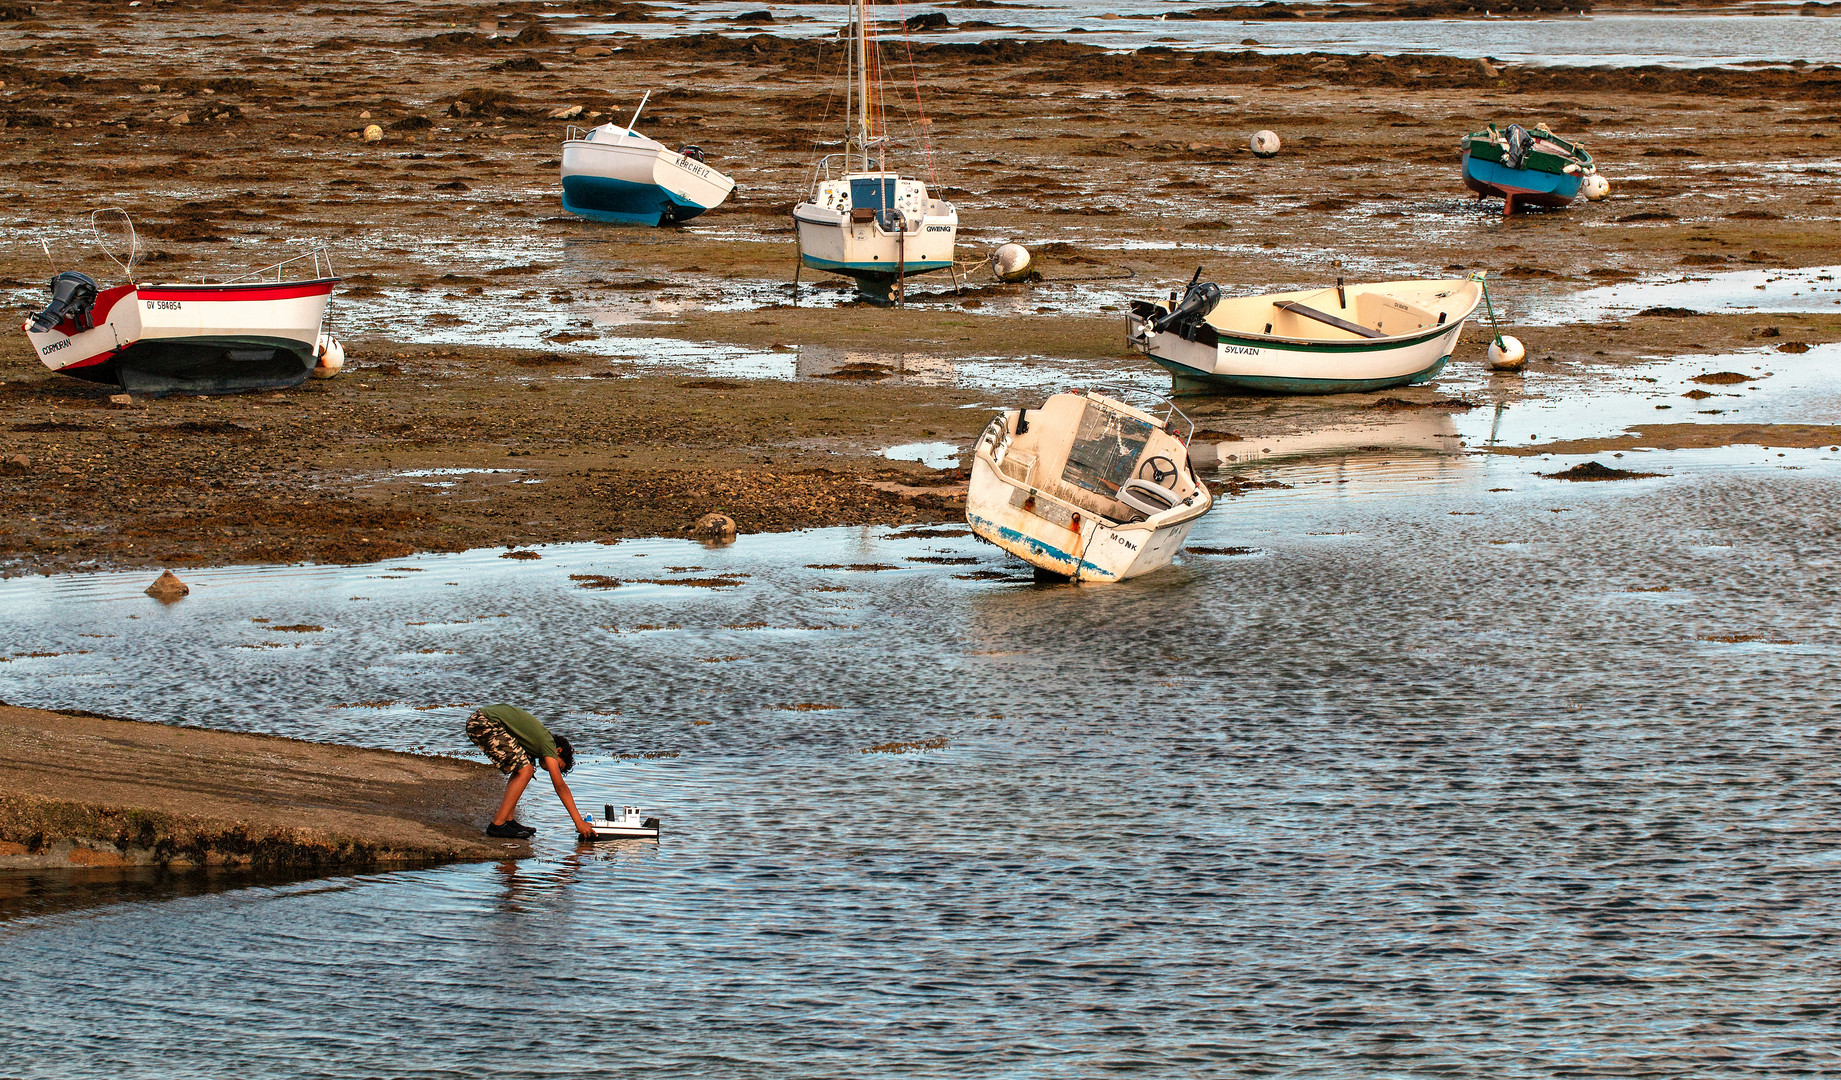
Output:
(1581, 173), (1610, 201)
(311, 335), (346, 378)
(991, 243), (1034, 282)
(1488, 334), (1527, 372)
(1249, 130), (1281, 158)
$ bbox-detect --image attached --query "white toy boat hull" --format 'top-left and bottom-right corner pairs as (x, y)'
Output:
(966, 391), (1213, 583)
(23, 278), (338, 395)
(587, 806), (661, 840)
(561, 127), (735, 226)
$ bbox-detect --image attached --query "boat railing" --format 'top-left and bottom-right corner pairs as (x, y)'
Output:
(565, 124), (624, 142)
(806, 153), (847, 191)
(1077, 383), (1196, 445)
(208, 245), (339, 285)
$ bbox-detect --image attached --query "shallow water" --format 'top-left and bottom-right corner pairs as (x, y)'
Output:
(5, 431), (1841, 1075)
(1525, 265), (1841, 325)
(565, 6), (1841, 67)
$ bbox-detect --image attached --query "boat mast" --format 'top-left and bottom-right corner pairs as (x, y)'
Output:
(855, 0), (871, 172)
(624, 89), (651, 142)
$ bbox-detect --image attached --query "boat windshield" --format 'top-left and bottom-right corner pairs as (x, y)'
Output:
(1062, 402), (1154, 498)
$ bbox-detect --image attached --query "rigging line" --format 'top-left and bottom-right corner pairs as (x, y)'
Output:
(871, 33), (890, 150)
(888, 0), (937, 183)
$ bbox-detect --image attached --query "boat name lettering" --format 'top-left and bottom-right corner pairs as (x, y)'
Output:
(925, 225), (951, 233)
(1220, 345), (1259, 356)
(676, 157), (711, 179)
(145, 299), (183, 311)
(39, 337), (70, 353)
(1106, 533), (1140, 552)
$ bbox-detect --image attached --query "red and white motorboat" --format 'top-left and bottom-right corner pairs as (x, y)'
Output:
(22, 211), (344, 395)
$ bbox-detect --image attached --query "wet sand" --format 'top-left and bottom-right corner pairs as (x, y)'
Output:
(0, 703), (527, 870)
(1, 3), (1838, 572)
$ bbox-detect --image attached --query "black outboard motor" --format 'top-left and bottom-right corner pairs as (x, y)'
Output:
(28, 271), (99, 334)
(679, 144), (707, 164)
(1502, 123), (1533, 171)
(1154, 271), (1221, 343)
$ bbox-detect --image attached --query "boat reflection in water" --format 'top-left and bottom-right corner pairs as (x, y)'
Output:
(1187, 411), (1477, 494)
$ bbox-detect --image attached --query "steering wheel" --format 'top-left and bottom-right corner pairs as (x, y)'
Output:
(1138, 455), (1179, 487)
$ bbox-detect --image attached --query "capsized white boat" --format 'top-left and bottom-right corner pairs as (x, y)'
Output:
(967, 388), (1213, 582)
(791, 0), (957, 300)
(586, 805), (661, 840)
(22, 210), (342, 396)
(560, 91), (736, 226)
(1128, 273), (1484, 395)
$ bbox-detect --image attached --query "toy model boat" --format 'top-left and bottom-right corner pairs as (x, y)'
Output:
(1461, 122), (1597, 216)
(1127, 272), (1483, 395)
(791, 0), (957, 300)
(967, 388), (1213, 582)
(586, 805), (661, 840)
(22, 210), (342, 396)
(560, 92), (736, 226)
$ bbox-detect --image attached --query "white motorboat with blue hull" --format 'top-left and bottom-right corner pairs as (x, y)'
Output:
(559, 96), (734, 227)
(1128, 275), (1483, 396)
(966, 389), (1213, 582)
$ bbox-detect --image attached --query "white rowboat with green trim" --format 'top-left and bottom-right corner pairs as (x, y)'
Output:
(1127, 275), (1483, 395)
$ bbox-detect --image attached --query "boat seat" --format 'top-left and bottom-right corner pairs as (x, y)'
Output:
(1116, 478), (1182, 518)
(1273, 300), (1387, 340)
(998, 449), (1035, 484)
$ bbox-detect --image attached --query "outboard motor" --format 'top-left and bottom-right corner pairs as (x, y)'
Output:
(1154, 278), (1221, 342)
(1502, 123), (1533, 170)
(28, 271), (99, 335)
(679, 144), (707, 164)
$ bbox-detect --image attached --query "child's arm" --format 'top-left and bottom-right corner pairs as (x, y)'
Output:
(543, 756), (595, 838)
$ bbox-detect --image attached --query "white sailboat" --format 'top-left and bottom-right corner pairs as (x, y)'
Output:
(792, 0), (957, 301)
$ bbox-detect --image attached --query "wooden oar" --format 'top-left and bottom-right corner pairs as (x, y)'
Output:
(1272, 300), (1387, 339)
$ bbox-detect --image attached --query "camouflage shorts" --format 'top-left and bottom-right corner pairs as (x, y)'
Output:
(466, 711), (534, 776)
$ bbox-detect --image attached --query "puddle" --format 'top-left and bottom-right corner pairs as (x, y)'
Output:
(879, 441), (963, 469)
(1528, 266), (1841, 325)
(1459, 345), (1841, 446)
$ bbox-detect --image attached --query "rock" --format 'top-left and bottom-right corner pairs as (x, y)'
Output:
(359, 110), (371, 119)
(168, 111), (190, 125)
(693, 513), (738, 545)
(1478, 58), (1501, 77)
(1540, 461), (1662, 482)
(547, 104), (584, 119)
(145, 570), (189, 601)
(0, 454), (28, 476)
(56, 465), (75, 475)
(108, 393), (134, 406)
(363, 124), (384, 142)
(904, 11), (948, 29)
(574, 45), (612, 58)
